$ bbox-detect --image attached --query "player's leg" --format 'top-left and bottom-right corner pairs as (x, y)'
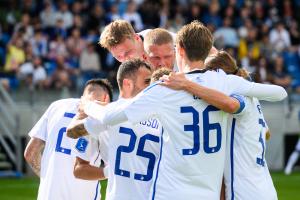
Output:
(284, 138), (300, 175)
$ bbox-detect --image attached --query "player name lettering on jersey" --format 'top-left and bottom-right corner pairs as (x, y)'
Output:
(139, 118), (160, 129)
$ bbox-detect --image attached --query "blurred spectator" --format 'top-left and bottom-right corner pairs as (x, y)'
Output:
(122, 1), (144, 31)
(269, 21), (291, 53)
(203, 1), (222, 28)
(18, 56), (47, 89)
(253, 57), (272, 84)
(214, 17), (239, 49)
(55, 1), (73, 29)
(40, 1), (56, 28)
(48, 55), (76, 89)
(69, 15), (85, 36)
(87, 4), (105, 31)
(105, 3), (121, 24)
(30, 29), (48, 58)
(4, 36), (25, 73)
(66, 28), (86, 67)
(289, 19), (300, 47)
(79, 43), (101, 72)
(272, 56), (292, 89)
(166, 13), (184, 33)
(51, 18), (67, 39)
(185, 3), (202, 23)
(13, 13), (33, 42)
(48, 35), (68, 61)
(138, 0), (162, 28)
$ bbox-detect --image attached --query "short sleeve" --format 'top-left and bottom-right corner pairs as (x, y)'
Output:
(28, 104), (53, 141)
(225, 75), (287, 101)
(72, 135), (99, 163)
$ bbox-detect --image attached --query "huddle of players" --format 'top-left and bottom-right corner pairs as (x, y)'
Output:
(24, 19), (286, 200)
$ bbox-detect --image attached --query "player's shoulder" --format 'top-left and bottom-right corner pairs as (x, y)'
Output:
(50, 98), (80, 107)
(142, 81), (173, 95)
(47, 98), (79, 113)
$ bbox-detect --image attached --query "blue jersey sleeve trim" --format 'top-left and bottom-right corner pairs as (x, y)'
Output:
(230, 94), (245, 114)
(143, 81), (161, 93)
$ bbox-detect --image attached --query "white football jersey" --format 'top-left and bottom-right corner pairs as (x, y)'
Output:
(83, 98), (162, 200)
(224, 97), (278, 200)
(28, 98), (101, 200)
(122, 70), (258, 200)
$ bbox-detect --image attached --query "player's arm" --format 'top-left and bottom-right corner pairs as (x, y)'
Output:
(73, 157), (106, 180)
(220, 178), (225, 200)
(160, 72), (242, 113)
(24, 137), (45, 176)
(81, 84), (163, 126)
(226, 74), (287, 101)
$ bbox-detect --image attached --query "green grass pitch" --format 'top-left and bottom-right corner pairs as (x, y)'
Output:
(0, 172), (299, 200)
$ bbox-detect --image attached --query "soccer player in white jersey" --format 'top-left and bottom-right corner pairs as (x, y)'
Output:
(67, 59), (161, 200)
(69, 21), (287, 200)
(24, 78), (113, 200)
(204, 51), (278, 200)
(99, 19), (217, 70)
(285, 134), (300, 174)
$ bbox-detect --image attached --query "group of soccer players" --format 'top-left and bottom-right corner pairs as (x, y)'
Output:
(24, 19), (287, 200)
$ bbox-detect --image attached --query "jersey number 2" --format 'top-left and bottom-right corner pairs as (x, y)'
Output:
(55, 112), (75, 155)
(115, 127), (159, 181)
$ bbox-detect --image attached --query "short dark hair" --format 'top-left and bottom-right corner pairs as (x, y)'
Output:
(84, 78), (113, 102)
(117, 59), (152, 89)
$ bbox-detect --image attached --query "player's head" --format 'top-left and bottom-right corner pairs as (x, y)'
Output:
(151, 67), (172, 83)
(99, 20), (144, 62)
(83, 78), (113, 103)
(117, 59), (152, 98)
(144, 28), (175, 70)
(175, 21), (213, 72)
(205, 50), (250, 79)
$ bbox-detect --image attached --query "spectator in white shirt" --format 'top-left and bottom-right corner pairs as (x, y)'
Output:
(269, 21), (291, 53)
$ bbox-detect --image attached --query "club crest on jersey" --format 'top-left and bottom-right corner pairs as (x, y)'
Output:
(75, 138), (88, 153)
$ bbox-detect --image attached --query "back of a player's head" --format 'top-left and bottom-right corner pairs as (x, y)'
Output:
(117, 59), (152, 89)
(144, 28), (173, 51)
(83, 78), (113, 102)
(99, 20), (136, 50)
(205, 50), (249, 79)
(176, 21), (213, 61)
(151, 67), (172, 83)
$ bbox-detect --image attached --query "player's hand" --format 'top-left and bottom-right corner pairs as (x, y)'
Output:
(266, 129), (271, 140)
(159, 72), (189, 90)
(66, 119), (88, 139)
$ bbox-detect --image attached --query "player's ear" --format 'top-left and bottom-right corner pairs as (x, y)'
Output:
(178, 45), (185, 57)
(134, 33), (141, 42)
(103, 93), (110, 103)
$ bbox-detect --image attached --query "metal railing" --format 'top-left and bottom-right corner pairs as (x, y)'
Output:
(0, 83), (21, 176)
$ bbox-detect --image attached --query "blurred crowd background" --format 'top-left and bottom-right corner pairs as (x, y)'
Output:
(0, 0), (300, 94)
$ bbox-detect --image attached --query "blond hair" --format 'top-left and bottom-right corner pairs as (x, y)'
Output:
(176, 20), (213, 61)
(205, 50), (249, 78)
(144, 28), (173, 48)
(99, 20), (136, 49)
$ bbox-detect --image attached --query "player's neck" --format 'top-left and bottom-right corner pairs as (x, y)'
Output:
(183, 60), (205, 72)
(119, 91), (132, 99)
